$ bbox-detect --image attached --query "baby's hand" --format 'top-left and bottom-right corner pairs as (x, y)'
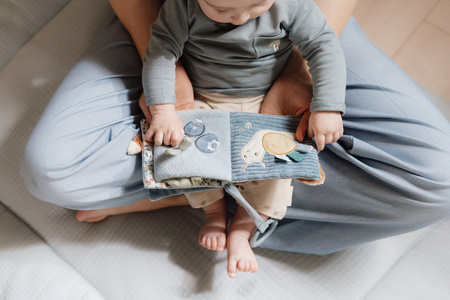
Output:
(146, 104), (184, 146)
(308, 111), (343, 151)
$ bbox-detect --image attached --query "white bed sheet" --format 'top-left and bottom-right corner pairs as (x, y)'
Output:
(0, 204), (104, 300)
(1, 0), (449, 298)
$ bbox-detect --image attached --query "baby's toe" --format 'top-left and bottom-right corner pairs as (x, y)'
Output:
(208, 237), (217, 250)
(250, 261), (258, 273)
(227, 256), (238, 278)
(237, 259), (249, 272)
(199, 235), (207, 247)
(217, 235), (226, 252)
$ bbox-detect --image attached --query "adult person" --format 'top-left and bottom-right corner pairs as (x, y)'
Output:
(21, 0), (450, 256)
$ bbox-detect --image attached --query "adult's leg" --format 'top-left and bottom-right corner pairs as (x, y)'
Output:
(21, 18), (152, 210)
(260, 18), (450, 255)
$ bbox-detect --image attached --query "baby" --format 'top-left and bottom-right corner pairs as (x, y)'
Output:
(143, 0), (346, 277)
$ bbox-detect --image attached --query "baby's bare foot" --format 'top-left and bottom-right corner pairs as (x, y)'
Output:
(227, 232), (258, 278)
(199, 199), (228, 252)
(226, 205), (261, 278)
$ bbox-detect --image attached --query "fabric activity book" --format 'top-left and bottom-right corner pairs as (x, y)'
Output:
(140, 110), (324, 245)
(142, 109), (323, 192)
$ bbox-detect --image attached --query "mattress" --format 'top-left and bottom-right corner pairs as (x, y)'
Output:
(1, 0), (450, 298)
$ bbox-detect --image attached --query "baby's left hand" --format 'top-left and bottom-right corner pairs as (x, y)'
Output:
(146, 104), (185, 147)
(308, 111), (343, 151)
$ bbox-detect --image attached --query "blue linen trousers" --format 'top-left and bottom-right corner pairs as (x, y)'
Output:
(21, 17), (450, 255)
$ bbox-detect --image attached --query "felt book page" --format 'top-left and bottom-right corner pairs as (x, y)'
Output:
(142, 110), (322, 191)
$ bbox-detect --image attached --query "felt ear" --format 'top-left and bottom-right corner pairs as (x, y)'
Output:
(295, 164), (325, 186)
(127, 132), (143, 155)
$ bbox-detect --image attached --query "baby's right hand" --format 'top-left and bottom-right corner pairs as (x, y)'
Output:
(308, 111), (343, 151)
(146, 104), (184, 146)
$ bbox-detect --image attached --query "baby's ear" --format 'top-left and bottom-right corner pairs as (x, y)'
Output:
(295, 164), (325, 186)
(127, 132), (143, 155)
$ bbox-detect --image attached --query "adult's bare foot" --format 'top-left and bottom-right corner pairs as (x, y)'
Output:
(76, 195), (189, 223)
(199, 198), (228, 252)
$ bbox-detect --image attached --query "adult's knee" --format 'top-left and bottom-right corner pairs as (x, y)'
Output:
(415, 137), (450, 214)
(20, 126), (68, 206)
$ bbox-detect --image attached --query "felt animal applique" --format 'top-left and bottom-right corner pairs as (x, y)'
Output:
(240, 129), (313, 171)
(127, 133), (143, 155)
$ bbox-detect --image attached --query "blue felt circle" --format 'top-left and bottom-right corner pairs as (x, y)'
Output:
(184, 119), (205, 137)
(195, 133), (220, 153)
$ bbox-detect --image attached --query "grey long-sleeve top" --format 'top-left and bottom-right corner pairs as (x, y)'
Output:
(143, 0), (346, 113)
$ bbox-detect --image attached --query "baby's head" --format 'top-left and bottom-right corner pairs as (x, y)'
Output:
(198, 0), (274, 26)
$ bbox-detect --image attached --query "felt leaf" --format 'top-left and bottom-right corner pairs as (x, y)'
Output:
(286, 151), (305, 162)
(179, 136), (194, 150)
(165, 148), (182, 156)
(295, 143), (313, 153)
(274, 154), (291, 162)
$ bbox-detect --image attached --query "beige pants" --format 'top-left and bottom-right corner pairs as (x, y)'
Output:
(185, 92), (293, 219)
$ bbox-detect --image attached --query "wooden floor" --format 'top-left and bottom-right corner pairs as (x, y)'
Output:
(353, 0), (450, 102)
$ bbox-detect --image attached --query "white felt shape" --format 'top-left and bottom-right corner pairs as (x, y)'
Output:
(240, 130), (295, 171)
